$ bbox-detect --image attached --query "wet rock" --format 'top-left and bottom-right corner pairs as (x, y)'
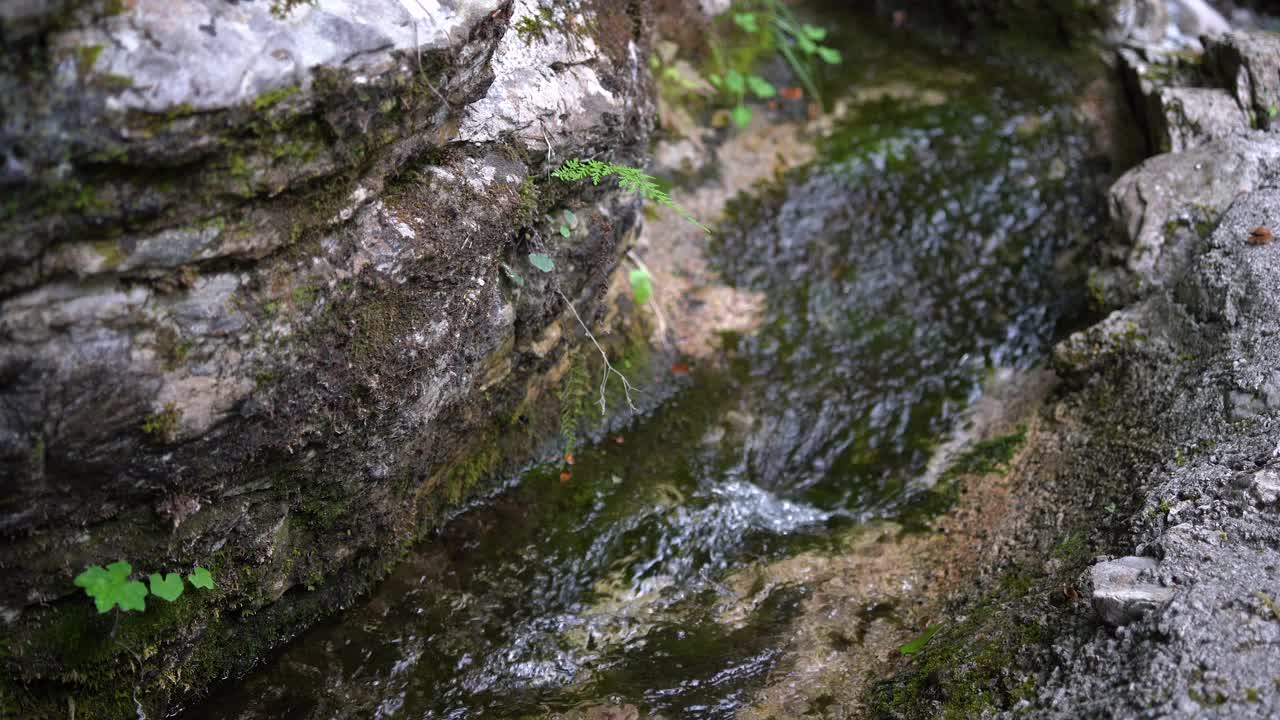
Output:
(1168, 0), (1231, 40)
(1090, 556), (1175, 625)
(0, 0), (664, 714)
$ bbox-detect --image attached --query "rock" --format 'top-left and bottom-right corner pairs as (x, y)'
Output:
(1206, 31), (1280, 131)
(1248, 469), (1280, 504)
(1152, 87), (1251, 152)
(1168, 0), (1231, 40)
(0, 0), (661, 714)
(1099, 133), (1280, 303)
(1090, 556), (1175, 626)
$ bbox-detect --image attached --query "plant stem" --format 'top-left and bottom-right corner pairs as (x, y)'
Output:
(555, 289), (639, 415)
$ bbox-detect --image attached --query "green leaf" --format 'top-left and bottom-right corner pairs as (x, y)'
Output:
(629, 268), (653, 305)
(75, 561), (148, 614)
(708, 73), (722, 88)
(801, 24), (827, 41)
(746, 75), (776, 99)
(116, 581), (148, 612)
(797, 35), (818, 54)
(724, 69), (745, 95)
(899, 624), (941, 655)
(559, 225), (571, 238)
(563, 209), (578, 228)
(732, 12), (759, 33)
(816, 46), (842, 65)
(500, 263), (525, 288)
(149, 572), (185, 602)
(528, 253), (555, 273)
(1271, 104), (1279, 119)
(187, 566), (216, 590)
(731, 104), (753, 128)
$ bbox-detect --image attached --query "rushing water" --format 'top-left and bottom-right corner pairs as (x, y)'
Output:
(185, 8), (1105, 720)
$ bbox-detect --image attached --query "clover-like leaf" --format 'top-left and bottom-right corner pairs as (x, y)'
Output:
(187, 566), (216, 590)
(746, 75), (776, 99)
(559, 225), (571, 238)
(528, 253), (555, 273)
(149, 572), (185, 602)
(730, 104), (753, 129)
(797, 35), (818, 54)
(724, 69), (746, 95)
(732, 12), (758, 33)
(629, 268), (653, 305)
(75, 561), (148, 614)
(563, 209), (578, 229)
(816, 46), (842, 65)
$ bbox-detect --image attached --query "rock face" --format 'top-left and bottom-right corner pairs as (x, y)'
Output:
(0, 0), (669, 716)
(1040, 26), (1280, 719)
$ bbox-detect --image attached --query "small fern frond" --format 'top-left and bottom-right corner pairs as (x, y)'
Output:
(552, 159), (710, 233)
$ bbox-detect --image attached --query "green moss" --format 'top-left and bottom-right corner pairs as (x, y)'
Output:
(142, 404), (181, 442)
(514, 8), (556, 43)
(92, 238), (124, 269)
(946, 427), (1027, 478)
(290, 284), (317, 309)
(76, 45), (104, 79)
(1052, 532), (1087, 564)
(868, 564), (1048, 719)
(155, 326), (193, 370)
(252, 83), (300, 112)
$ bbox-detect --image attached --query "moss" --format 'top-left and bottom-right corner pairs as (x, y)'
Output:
(290, 283), (317, 309)
(155, 327), (193, 370)
(868, 564), (1049, 719)
(76, 45), (104, 80)
(251, 83), (300, 112)
(896, 428), (1028, 532)
(1052, 532), (1087, 564)
(514, 7), (557, 43)
(142, 404), (182, 443)
(92, 238), (124, 269)
(946, 428), (1027, 478)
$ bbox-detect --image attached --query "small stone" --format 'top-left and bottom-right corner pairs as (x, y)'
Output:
(1249, 468), (1280, 504)
(1247, 226), (1273, 246)
(1090, 556), (1175, 626)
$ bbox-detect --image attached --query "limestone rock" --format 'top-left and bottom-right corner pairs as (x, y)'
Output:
(1090, 556), (1175, 626)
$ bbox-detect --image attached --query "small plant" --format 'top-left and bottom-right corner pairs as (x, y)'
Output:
(75, 560), (215, 614)
(728, 1), (841, 109)
(557, 209), (578, 238)
(709, 68), (776, 128)
(551, 159), (708, 233)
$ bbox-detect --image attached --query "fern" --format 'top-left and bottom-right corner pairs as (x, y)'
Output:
(551, 159), (709, 234)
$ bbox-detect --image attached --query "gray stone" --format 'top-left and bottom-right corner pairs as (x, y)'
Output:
(1206, 31), (1280, 131)
(1090, 556), (1175, 626)
(1154, 87), (1250, 152)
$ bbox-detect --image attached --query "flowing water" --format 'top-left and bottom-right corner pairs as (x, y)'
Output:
(185, 8), (1105, 719)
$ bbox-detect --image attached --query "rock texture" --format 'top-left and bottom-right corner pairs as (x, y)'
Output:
(1036, 26), (1280, 719)
(0, 0), (669, 716)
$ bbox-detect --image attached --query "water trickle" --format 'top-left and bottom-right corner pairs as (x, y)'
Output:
(184, 7), (1107, 719)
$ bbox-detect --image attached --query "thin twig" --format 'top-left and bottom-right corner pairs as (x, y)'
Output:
(556, 289), (638, 415)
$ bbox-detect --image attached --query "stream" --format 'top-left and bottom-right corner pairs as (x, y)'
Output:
(183, 8), (1105, 719)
